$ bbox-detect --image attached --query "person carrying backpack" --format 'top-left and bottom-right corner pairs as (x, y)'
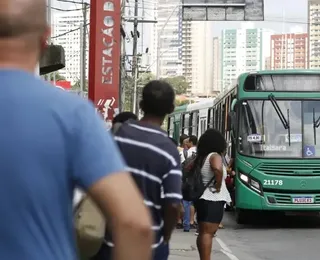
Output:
(182, 129), (231, 260)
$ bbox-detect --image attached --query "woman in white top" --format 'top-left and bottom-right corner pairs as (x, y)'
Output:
(194, 129), (231, 260)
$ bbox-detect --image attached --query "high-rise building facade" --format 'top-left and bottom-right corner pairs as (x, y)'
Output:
(308, 1), (320, 69)
(156, 0), (183, 78)
(270, 33), (308, 70)
(182, 21), (214, 96)
(212, 37), (221, 95)
(220, 26), (272, 92)
(52, 11), (89, 84)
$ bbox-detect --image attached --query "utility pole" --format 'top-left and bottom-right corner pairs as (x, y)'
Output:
(120, 0), (127, 112)
(80, 3), (88, 97)
(131, 0), (139, 114)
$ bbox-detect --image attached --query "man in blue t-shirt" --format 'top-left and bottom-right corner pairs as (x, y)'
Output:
(0, 0), (153, 259)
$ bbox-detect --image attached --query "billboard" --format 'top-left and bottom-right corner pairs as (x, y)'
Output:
(88, 0), (121, 125)
(182, 0), (264, 21)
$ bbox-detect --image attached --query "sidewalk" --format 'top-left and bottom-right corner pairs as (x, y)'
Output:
(169, 230), (230, 260)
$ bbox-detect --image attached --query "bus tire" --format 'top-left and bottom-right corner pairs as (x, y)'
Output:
(235, 208), (249, 224)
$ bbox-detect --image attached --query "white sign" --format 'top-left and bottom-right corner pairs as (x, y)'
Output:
(247, 134), (262, 143)
(260, 145), (287, 151)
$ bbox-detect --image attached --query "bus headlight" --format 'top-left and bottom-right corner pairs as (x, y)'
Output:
(239, 172), (262, 194)
(250, 179), (261, 193)
(240, 173), (249, 183)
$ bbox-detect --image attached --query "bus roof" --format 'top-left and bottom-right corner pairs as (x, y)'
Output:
(238, 69), (320, 79)
(172, 104), (187, 114)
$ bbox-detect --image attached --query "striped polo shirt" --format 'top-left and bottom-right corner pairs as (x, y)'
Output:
(108, 119), (182, 249)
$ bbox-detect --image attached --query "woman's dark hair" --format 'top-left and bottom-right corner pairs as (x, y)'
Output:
(195, 129), (226, 165)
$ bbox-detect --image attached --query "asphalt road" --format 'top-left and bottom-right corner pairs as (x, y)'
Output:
(169, 211), (320, 260)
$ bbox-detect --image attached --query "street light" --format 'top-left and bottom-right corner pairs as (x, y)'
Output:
(156, 4), (181, 79)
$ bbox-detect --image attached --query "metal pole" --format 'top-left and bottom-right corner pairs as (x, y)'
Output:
(132, 0), (139, 114)
(80, 22), (84, 95)
(80, 3), (88, 96)
(120, 0), (127, 112)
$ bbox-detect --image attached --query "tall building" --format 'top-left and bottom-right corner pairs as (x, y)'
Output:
(212, 37), (221, 95)
(265, 56), (271, 70)
(52, 11), (89, 84)
(270, 33), (308, 70)
(182, 21), (214, 96)
(156, 0), (183, 78)
(308, 1), (320, 69)
(220, 26), (272, 92)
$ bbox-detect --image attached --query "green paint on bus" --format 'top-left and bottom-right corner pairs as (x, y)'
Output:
(168, 69), (320, 224)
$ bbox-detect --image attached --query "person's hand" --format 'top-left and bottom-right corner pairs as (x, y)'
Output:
(231, 170), (235, 176)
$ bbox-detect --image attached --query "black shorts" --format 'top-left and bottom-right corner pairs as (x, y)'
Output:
(195, 200), (225, 224)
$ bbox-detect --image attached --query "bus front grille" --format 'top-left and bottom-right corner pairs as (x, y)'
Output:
(257, 163), (320, 176)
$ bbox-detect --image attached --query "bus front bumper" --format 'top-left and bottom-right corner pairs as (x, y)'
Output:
(236, 179), (320, 211)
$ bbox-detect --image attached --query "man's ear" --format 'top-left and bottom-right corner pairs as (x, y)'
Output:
(41, 26), (51, 50)
(168, 104), (175, 114)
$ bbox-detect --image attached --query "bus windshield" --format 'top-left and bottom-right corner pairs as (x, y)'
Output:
(238, 99), (320, 158)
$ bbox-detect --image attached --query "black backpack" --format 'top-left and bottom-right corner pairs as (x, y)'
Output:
(181, 154), (215, 202)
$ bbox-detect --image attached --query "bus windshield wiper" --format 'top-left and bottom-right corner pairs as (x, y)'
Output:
(313, 108), (320, 145)
(268, 94), (291, 145)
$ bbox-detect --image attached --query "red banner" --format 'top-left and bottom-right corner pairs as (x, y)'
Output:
(88, 0), (121, 125)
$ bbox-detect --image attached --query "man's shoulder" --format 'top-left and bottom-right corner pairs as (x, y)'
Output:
(117, 123), (180, 161)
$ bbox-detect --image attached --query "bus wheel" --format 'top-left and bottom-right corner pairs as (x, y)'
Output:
(235, 208), (250, 224)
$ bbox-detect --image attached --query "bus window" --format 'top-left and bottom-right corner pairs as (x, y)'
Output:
(191, 111), (199, 136)
(182, 113), (189, 135)
(208, 108), (214, 128)
(200, 118), (207, 135)
(222, 103), (226, 135)
(168, 116), (174, 137)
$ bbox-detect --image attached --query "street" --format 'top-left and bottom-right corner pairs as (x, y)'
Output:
(169, 212), (320, 260)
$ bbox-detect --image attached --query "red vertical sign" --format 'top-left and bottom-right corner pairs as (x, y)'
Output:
(88, 0), (121, 126)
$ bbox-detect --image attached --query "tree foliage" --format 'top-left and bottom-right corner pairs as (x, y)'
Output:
(49, 73), (66, 81)
(161, 76), (189, 95)
(121, 73), (190, 112)
(122, 73), (155, 111)
(72, 79), (88, 91)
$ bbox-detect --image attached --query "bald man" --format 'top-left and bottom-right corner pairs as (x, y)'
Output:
(0, 1), (153, 260)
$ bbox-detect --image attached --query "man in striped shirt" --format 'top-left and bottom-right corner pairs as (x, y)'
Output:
(99, 80), (182, 260)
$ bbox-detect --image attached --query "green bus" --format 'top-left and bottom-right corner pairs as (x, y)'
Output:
(167, 70), (320, 223)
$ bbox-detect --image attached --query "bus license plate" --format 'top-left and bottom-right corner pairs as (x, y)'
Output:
(292, 196), (314, 204)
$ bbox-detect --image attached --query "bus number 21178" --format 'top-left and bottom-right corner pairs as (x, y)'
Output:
(263, 180), (283, 186)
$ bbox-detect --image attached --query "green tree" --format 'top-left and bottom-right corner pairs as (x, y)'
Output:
(175, 99), (190, 106)
(49, 72), (66, 81)
(162, 76), (189, 95)
(121, 73), (156, 111)
(72, 79), (88, 91)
